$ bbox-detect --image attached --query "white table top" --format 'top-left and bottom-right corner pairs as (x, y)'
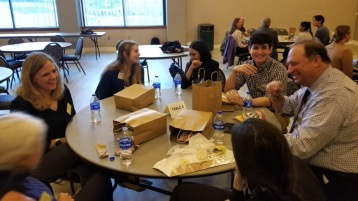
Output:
(0, 42), (72, 53)
(66, 88), (280, 179)
(0, 32), (106, 39)
(139, 45), (188, 60)
(0, 67), (12, 82)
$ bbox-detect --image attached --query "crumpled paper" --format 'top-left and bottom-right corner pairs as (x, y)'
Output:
(153, 134), (235, 177)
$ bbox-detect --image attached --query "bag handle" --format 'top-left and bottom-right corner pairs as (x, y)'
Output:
(198, 68), (205, 81)
(177, 129), (193, 144)
(211, 71), (219, 83)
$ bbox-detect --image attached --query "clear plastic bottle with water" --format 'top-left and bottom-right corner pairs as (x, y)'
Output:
(213, 111), (225, 145)
(119, 126), (133, 165)
(90, 94), (101, 123)
(153, 76), (161, 99)
(174, 72), (182, 95)
(243, 92), (253, 119)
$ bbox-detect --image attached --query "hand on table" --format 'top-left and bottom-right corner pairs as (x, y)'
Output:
(226, 91), (243, 106)
(233, 64), (257, 76)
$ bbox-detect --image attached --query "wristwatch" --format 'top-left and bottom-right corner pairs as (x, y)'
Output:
(55, 138), (62, 146)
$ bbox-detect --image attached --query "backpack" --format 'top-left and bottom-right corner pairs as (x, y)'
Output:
(151, 37), (160, 45)
(160, 41), (184, 53)
(169, 63), (184, 79)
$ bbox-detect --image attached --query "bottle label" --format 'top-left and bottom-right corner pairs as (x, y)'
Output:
(174, 80), (181, 85)
(119, 137), (132, 150)
(243, 100), (253, 108)
(213, 123), (225, 131)
(90, 102), (100, 110)
(153, 82), (161, 89)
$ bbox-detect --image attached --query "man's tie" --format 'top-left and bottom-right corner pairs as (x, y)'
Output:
(289, 89), (310, 133)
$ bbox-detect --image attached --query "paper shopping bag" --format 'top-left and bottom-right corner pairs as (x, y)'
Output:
(192, 80), (222, 115)
(113, 108), (167, 144)
(114, 84), (155, 111)
(169, 110), (213, 142)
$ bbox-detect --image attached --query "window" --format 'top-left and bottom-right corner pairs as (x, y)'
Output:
(81, 0), (165, 27)
(0, 0), (59, 29)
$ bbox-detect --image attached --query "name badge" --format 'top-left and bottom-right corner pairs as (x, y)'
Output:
(67, 103), (72, 115)
(164, 101), (186, 118)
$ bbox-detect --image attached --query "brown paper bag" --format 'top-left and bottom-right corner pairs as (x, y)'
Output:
(192, 79), (222, 115)
(113, 108), (167, 144)
(169, 110), (213, 142)
(114, 84), (155, 111)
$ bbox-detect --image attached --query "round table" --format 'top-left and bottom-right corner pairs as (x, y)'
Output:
(0, 67), (12, 83)
(66, 88), (280, 180)
(0, 42), (72, 53)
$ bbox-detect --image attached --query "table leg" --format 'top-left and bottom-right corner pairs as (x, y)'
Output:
(89, 36), (100, 60)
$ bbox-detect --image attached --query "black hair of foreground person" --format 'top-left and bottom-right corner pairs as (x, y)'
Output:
(170, 119), (325, 201)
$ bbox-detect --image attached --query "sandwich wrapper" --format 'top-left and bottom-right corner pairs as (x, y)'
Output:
(153, 134), (235, 177)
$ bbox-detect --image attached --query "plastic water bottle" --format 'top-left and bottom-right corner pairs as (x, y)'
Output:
(174, 72), (182, 95)
(243, 92), (253, 119)
(90, 94), (101, 123)
(153, 76), (161, 99)
(213, 111), (225, 145)
(119, 126), (133, 166)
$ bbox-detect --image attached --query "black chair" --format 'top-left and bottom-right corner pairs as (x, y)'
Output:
(277, 28), (289, 35)
(62, 37), (85, 75)
(50, 35), (66, 42)
(43, 43), (68, 83)
(0, 56), (21, 88)
(0, 50), (15, 63)
(8, 38), (27, 60)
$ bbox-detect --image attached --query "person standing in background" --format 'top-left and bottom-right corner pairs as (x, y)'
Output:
(312, 15), (330, 45)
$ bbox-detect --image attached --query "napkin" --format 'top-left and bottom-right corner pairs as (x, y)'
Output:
(153, 134), (235, 177)
(96, 143), (108, 158)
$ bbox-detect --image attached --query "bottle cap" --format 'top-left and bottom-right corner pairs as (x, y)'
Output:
(109, 156), (115, 161)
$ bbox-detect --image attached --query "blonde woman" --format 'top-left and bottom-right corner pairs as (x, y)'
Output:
(325, 25), (353, 78)
(10, 52), (83, 186)
(95, 40), (144, 100)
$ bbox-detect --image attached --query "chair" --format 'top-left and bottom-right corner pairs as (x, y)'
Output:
(43, 43), (68, 83)
(8, 38), (27, 60)
(62, 37), (86, 75)
(0, 56), (21, 87)
(50, 35), (66, 42)
(277, 28), (289, 35)
(0, 50), (15, 63)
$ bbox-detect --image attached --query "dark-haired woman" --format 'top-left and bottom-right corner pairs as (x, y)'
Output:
(170, 119), (325, 201)
(325, 25), (353, 78)
(181, 40), (219, 89)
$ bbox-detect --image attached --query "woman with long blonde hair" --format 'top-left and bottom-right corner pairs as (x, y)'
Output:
(95, 40), (144, 100)
(10, 52), (85, 186)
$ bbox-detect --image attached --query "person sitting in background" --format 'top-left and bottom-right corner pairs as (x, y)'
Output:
(256, 17), (279, 60)
(230, 17), (249, 56)
(95, 40), (144, 100)
(181, 40), (219, 89)
(325, 25), (353, 78)
(312, 15), (330, 45)
(282, 21), (313, 65)
(224, 32), (289, 132)
(0, 113), (113, 201)
(10, 52), (91, 186)
(169, 119), (325, 201)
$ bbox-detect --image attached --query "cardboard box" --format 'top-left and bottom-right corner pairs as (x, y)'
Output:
(113, 108), (167, 144)
(114, 84), (155, 111)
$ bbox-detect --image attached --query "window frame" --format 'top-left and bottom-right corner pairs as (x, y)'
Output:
(0, 0), (59, 30)
(79, 0), (167, 28)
